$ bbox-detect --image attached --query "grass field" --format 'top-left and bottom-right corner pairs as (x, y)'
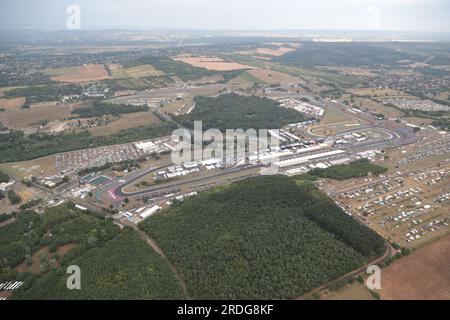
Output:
(0, 103), (73, 129)
(235, 71), (268, 85)
(174, 55), (256, 71)
(109, 63), (164, 79)
(340, 95), (405, 119)
(320, 281), (375, 300)
(247, 69), (299, 85)
(43, 64), (111, 83)
(0, 86), (27, 98)
(0, 97), (26, 110)
(0, 155), (57, 177)
(347, 88), (415, 99)
(380, 235), (450, 300)
(86, 111), (161, 136)
(254, 47), (296, 56)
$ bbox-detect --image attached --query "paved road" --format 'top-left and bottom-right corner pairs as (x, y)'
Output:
(113, 164), (262, 198)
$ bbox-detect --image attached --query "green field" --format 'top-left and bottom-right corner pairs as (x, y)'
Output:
(110, 64), (165, 79)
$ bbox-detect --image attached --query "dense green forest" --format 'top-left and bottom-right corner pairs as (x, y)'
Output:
(0, 203), (117, 269)
(0, 204), (185, 300)
(140, 175), (385, 299)
(7, 190), (21, 204)
(71, 101), (149, 118)
(4, 84), (82, 102)
(277, 42), (427, 67)
(12, 230), (185, 300)
(0, 122), (177, 163)
(432, 118), (450, 131)
(0, 170), (9, 183)
(177, 93), (306, 131)
(308, 159), (388, 181)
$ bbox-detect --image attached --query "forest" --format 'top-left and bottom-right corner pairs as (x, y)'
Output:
(0, 204), (185, 300)
(4, 84), (82, 103)
(139, 175), (385, 299)
(71, 101), (149, 118)
(177, 93), (306, 131)
(0, 122), (177, 163)
(308, 159), (388, 181)
(0, 170), (9, 183)
(277, 42), (428, 68)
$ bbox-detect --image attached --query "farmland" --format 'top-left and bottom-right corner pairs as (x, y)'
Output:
(43, 65), (111, 83)
(108, 63), (164, 79)
(86, 111), (161, 136)
(0, 103), (73, 130)
(247, 69), (299, 85)
(173, 55), (255, 71)
(380, 234), (450, 300)
(0, 97), (26, 111)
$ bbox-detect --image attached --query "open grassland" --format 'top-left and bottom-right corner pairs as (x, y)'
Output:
(320, 66), (376, 77)
(254, 47), (296, 56)
(0, 103), (73, 129)
(109, 63), (164, 79)
(44, 64), (111, 83)
(0, 97), (26, 111)
(320, 281), (374, 300)
(86, 111), (161, 136)
(0, 155), (57, 177)
(247, 69), (299, 85)
(174, 55), (256, 71)
(0, 86), (27, 98)
(340, 95), (404, 119)
(380, 235), (450, 300)
(347, 88), (415, 99)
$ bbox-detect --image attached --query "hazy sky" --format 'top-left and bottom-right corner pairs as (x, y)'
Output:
(1, 0), (449, 32)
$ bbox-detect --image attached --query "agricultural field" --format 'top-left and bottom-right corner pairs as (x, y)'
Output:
(320, 281), (375, 300)
(43, 64), (111, 83)
(108, 63), (164, 79)
(86, 111), (161, 136)
(0, 97), (26, 111)
(0, 86), (28, 98)
(0, 103), (73, 130)
(380, 234), (450, 300)
(140, 176), (385, 299)
(173, 55), (256, 71)
(247, 69), (299, 85)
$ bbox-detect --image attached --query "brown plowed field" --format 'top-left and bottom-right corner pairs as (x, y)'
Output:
(380, 235), (450, 300)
